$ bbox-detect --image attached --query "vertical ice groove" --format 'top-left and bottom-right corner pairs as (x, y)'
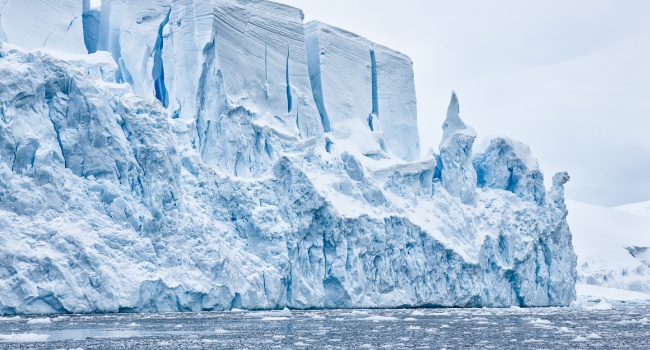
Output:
(370, 48), (378, 117)
(305, 23), (331, 132)
(264, 43), (269, 104)
(153, 7), (171, 108)
(286, 46), (292, 113)
(0, 14), (6, 42)
(82, 0), (100, 54)
(195, 39), (217, 156)
(295, 95), (301, 137)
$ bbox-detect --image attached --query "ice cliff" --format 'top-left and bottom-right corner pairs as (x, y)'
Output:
(0, 0), (576, 314)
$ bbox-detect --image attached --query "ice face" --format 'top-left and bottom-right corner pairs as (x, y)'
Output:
(305, 21), (420, 162)
(98, 0), (324, 177)
(0, 0), (87, 54)
(473, 137), (546, 205)
(0, 0), (576, 314)
(0, 10), (8, 42)
(185, 0), (323, 177)
(439, 91), (478, 205)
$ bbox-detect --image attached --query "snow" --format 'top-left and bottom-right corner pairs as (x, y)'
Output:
(26, 317), (52, 325)
(529, 318), (552, 326)
(244, 308), (292, 318)
(615, 200), (650, 220)
(363, 316), (399, 322)
(0, 316), (21, 321)
(576, 284), (650, 303)
(0, 0), (576, 313)
(261, 317), (290, 321)
(567, 200), (650, 295)
(0, 333), (50, 343)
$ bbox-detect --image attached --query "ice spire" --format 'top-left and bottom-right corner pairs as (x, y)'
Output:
(439, 91), (477, 205)
(441, 91), (476, 147)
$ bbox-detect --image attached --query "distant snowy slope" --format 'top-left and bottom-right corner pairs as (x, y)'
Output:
(567, 200), (650, 294)
(614, 200), (650, 220)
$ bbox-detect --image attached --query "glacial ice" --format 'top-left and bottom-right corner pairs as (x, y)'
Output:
(305, 21), (420, 162)
(474, 136), (545, 205)
(0, 0), (87, 54)
(0, 0), (576, 314)
(439, 91), (477, 205)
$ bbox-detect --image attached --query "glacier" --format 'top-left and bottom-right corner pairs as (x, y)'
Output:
(0, 0), (576, 314)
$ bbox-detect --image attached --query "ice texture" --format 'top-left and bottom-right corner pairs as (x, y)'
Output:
(439, 91), (477, 205)
(0, 0), (576, 314)
(474, 137), (545, 205)
(0, 0), (87, 54)
(305, 21), (420, 162)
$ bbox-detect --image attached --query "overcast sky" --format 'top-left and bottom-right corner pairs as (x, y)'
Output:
(274, 0), (650, 207)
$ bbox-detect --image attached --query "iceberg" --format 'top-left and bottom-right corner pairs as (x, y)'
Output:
(0, 0), (576, 314)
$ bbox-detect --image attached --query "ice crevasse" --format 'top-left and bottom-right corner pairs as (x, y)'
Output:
(0, 0), (576, 314)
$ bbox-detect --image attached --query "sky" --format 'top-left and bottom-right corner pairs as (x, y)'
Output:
(273, 0), (650, 207)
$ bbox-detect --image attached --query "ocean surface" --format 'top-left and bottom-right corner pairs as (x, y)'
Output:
(0, 305), (648, 349)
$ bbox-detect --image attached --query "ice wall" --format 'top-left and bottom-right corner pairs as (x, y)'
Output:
(0, 0), (87, 54)
(181, 0), (323, 176)
(305, 21), (420, 162)
(0, 4), (7, 43)
(94, 0), (323, 177)
(0, 0), (577, 314)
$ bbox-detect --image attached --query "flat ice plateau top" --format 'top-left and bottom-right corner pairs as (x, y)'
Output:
(0, 0), (576, 314)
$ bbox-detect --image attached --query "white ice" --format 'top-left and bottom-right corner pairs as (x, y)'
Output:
(0, 0), (577, 314)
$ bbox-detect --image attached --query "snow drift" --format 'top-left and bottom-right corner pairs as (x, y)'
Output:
(0, 0), (576, 314)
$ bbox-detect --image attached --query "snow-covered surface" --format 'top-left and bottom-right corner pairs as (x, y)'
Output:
(614, 200), (650, 220)
(567, 200), (650, 296)
(0, 0), (577, 314)
(0, 333), (50, 343)
(576, 284), (650, 303)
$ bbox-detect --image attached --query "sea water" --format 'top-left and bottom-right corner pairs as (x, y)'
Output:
(0, 305), (648, 349)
